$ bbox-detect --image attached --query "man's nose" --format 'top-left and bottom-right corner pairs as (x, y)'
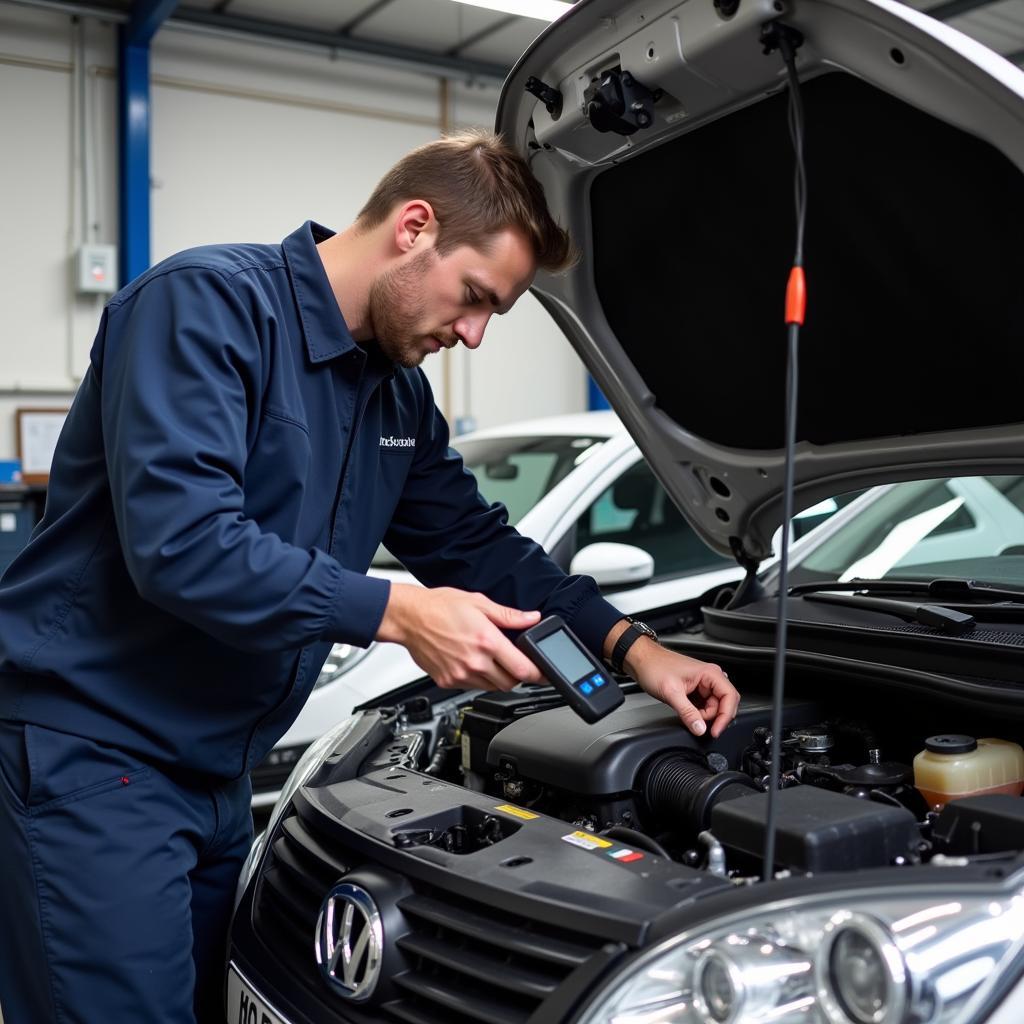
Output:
(453, 311), (492, 350)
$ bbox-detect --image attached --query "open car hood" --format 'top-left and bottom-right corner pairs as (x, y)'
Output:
(497, 0), (1024, 564)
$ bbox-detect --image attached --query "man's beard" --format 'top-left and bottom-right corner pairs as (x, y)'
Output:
(368, 250), (448, 368)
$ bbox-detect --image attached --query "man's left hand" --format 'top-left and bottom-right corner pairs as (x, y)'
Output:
(625, 638), (739, 738)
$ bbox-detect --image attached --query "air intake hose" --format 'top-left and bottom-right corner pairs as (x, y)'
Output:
(641, 751), (759, 834)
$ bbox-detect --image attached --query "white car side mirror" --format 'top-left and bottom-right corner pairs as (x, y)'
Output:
(770, 524), (803, 557)
(570, 542), (655, 589)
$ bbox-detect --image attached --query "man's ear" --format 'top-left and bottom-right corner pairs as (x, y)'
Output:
(393, 200), (438, 254)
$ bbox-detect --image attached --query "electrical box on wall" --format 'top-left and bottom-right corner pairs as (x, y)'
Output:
(74, 244), (118, 294)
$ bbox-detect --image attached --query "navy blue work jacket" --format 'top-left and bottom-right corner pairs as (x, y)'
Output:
(0, 223), (622, 779)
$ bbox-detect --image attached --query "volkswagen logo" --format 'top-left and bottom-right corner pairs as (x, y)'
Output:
(315, 883), (383, 1001)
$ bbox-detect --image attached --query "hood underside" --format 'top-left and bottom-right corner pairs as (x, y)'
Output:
(497, 0), (1024, 562)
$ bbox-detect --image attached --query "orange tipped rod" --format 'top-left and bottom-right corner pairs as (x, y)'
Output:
(785, 266), (806, 326)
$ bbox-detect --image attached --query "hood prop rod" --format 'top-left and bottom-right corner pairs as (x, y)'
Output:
(758, 19), (807, 882)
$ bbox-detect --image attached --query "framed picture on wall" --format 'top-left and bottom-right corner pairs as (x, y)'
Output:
(15, 408), (69, 485)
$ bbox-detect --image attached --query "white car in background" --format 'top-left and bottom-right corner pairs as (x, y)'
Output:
(252, 411), (756, 810)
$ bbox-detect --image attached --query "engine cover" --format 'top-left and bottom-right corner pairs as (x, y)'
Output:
(711, 786), (922, 872)
(487, 693), (822, 795)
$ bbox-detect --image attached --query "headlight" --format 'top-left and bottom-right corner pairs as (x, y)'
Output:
(313, 642), (372, 689)
(820, 913), (907, 1024)
(236, 715), (361, 902)
(579, 887), (1024, 1024)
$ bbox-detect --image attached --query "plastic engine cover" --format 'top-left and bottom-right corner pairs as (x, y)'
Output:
(711, 786), (921, 872)
(487, 693), (822, 795)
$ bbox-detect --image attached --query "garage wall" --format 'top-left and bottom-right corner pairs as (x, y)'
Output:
(0, 5), (587, 463)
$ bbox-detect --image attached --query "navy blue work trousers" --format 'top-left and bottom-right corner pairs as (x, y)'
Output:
(0, 721), (253, 1023)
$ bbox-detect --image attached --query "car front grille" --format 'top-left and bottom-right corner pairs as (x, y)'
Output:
(252, 810), (352, 1001)
(384, 889), (597, 1024)
(252, 802), (611, 1023)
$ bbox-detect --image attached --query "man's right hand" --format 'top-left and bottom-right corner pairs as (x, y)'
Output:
(376, 583), (544, 691)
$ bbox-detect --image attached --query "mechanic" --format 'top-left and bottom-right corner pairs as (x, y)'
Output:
(0, 130), (739, 1023)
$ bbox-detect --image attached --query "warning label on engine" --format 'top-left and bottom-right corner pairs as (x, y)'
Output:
(495, 804), (539, 820)
(561, 831), (613, 851)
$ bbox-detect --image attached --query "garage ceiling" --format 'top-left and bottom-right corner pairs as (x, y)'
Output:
(9, 0), (1024, 75)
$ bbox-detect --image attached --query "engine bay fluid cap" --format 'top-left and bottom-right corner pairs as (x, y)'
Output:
(925, 735), (978, 755)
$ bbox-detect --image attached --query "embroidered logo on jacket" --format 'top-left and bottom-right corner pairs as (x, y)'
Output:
(380, 435), (416, 449)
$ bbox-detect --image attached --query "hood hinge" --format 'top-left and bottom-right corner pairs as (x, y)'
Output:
(727, 538), (766, 609)
(759, 20), (805, 59)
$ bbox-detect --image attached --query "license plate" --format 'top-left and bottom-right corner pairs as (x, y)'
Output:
(226, 964), (292, 1024)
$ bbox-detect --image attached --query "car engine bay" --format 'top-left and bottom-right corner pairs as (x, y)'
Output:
(315, 660), (1024, 883)
(237, 653), (1024, 1024)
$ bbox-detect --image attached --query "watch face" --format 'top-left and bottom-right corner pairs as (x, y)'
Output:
(630, 618), (658, 640)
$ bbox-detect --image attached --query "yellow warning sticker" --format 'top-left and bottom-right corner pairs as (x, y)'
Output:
(561, 830), (613, 850)
(495, 804), (539, 820)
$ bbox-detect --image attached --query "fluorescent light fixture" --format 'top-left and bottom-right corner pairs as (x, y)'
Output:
(449, 0), (573, 22)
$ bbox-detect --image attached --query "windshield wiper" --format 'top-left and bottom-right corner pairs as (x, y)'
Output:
(799, 591), (976, 634)
(789, 578), (1024, 604)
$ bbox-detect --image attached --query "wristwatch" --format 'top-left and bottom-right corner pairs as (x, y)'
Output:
(609, 617), (658, 675)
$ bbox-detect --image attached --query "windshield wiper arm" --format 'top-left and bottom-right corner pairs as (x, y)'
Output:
(789, 578), (1024, 604)
(799, 591), (976, 634)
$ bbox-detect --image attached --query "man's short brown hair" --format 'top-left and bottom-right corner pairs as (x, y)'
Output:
(357, 129), (576, 273)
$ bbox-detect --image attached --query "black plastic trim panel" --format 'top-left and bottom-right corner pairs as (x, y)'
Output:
(703, 604), (1024, 681)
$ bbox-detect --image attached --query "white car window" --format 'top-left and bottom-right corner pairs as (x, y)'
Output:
(572, 460), (731, 579)
(459, 435), (604, 524)
(371, 435), (605, 568)
(794, 476), (1024, 586)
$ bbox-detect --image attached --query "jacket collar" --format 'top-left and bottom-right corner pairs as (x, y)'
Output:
(282, 221), (360, 364)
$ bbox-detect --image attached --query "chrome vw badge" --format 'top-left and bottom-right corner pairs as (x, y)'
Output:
(315, 883), (383, 1001)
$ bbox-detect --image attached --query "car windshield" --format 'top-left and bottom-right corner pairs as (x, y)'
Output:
(371, 434), (606, 568)
(787, 475), (1024, 590)
(455, 434), (606, 523)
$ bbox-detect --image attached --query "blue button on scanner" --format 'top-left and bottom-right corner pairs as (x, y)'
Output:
(580, 681), (594, 695)
(592, 674), (606, 688)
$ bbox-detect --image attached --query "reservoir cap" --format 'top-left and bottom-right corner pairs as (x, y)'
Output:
(925, 735), (978, 755)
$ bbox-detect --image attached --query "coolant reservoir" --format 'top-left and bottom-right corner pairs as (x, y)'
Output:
(914, 735), (1024, 809)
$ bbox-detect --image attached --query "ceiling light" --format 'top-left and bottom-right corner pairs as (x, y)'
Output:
(449, 0), (573, 23)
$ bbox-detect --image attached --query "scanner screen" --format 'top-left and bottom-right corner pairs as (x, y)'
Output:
(536, 629), (594, 683)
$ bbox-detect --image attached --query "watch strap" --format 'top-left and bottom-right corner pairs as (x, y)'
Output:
(610, 619), (657, 675)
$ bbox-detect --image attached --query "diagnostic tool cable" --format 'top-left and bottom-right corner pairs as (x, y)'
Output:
(760, 21), (807, 881)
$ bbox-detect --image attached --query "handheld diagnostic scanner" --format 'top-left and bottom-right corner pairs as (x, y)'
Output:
(515, 615), (624, 723)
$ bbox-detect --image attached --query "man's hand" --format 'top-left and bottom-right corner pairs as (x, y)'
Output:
(376, 583), (543, 691)
(623, 636), (739, 738)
